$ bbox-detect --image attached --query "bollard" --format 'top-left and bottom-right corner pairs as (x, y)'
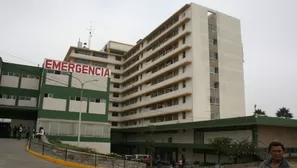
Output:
(94, 154), (97, 167)
(42, 143), (45, 155)
(65, 148), (68, 161)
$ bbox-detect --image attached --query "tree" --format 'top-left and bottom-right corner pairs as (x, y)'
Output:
(276, 107), (293, 119)
(145, 125), (156, 166)
(209, 137), (258, 164)
(253, 108), (266, 116)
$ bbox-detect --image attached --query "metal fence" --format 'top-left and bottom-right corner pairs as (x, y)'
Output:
(28, 139), (146, 168)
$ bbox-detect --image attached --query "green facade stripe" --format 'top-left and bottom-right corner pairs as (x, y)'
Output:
(0, 86), (39, 97)
(48, 135), (110, 143)
(40, 85), (108, 100)
(252, 125), (258, 147)
(38, 69), (47, 110)
(2, 62), (42, 75)
(38, 110), (108, 122)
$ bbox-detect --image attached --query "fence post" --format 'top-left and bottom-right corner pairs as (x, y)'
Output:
(65, 148), (68, 161)
(42, 143), (45, 155)
(94, 154), (97, 167)
(28, 138), (32, 150)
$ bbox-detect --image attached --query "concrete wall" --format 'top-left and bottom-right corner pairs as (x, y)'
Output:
(258, 126), (297, 148)
(20, 77), (40, 90)
(190, 4), (212, 122)
(45, 73), (69, 87)
(42, 97), (67, 111)
(1, 75), (19, 88)
(216, 9), (245, 118)
(71, 72), (108, 92)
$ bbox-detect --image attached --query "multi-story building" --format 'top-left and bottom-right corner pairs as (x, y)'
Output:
(0, 58), (111, 153)
(64, 3), (245, 128)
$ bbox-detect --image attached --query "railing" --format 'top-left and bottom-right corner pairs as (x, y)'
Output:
(27, 138), (146, 168)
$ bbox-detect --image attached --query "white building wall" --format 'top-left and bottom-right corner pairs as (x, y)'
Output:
(217, 10), (245, 118)
(189, 4), (211, 121)
(20, 77), (39, 90)
(109, 41), (133, 52)
(69, 100), (87, 113)
(0, 97), (16, 105)
(63, 141), (110, 153)
(89, 102), (106, 114)
(203, 130), (252, 144)
(42, 98), (67, 111)
(18, 97), (37, 107)
(46, 73), (69, 87)
(0, 75), (19, 88)
(71, 73), (107, 92)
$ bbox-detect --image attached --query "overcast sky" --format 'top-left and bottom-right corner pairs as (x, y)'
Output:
(0, 0), (296, 117)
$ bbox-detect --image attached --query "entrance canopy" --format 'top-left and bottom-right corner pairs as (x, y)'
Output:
(0, 105), (37, 120)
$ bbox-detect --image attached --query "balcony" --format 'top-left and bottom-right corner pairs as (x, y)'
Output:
(121, 103), (191, 121)
(122, 52), (192, 93)
(122, 86), (192, 111)
(122, 70), (192, 102)
(122, 31), (191, 81)
(123, 15), (191, 64)
(108, 105), (122, 112)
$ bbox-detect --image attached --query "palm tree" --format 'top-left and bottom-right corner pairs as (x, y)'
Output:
(276, 107), (293, 119)
(253, 108), (266, 116)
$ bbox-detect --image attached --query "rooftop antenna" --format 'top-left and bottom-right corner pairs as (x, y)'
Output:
(87, 22), (95, 49)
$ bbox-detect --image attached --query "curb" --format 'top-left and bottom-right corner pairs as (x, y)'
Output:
(25, 145), (102, 168)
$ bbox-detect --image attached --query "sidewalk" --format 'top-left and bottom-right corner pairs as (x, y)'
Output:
(0, 139), (68, 168)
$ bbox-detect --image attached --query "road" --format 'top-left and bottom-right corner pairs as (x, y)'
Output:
(0, 139), (68, 168)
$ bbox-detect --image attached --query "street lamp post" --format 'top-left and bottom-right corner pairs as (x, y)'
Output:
(70, 75), (98, 146)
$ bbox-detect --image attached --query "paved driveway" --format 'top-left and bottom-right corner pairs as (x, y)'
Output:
(0, 139), (68, 168)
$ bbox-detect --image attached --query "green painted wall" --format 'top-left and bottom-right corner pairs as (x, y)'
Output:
(0, 62), (42, 107)
(48, 135), (110, 143)
(38, 69), (110, 123)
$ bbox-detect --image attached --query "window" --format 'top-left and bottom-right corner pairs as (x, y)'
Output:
(210, 52), (218, 60)
(183, 81), (186, 88)
(113, 83), (120, 88)
(2, 72), (19, 77)
(183, 112), (186, 119)
(0, 94), (16, 99)
(182, 52), (186, 58)
(111, 122), (118, 126)
(183, 96), (186, 103)
(168, 137), (173, 143)
(115, 65), (121, 70)
(70, 96), (87, 101)
(182, 37), (186, 44)
(182, 24), (185, 30)
(44, 93), (53, 98)
(74, 59), (90, 64)
(112, 112), (118, 117)
(19, 96), (31, 101)
(113, 93), (119, 97)
(92, 62), (107, 67)
(210, 96), (220, 105)
(114, 74), (120, 79)
(112, 102), (119, 107)
(93, 52), (108, 58)
(209, 39), (217, 46)
(210, 67), (219, 75)
(182, 66), (186, 73)
(89, 98), (102, 103)
(115, 56), (121, 61)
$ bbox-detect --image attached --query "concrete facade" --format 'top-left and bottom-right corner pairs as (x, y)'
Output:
(64, 3), (245, 129)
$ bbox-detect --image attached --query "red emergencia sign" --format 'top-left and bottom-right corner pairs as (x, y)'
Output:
(44, 59), (111, 77)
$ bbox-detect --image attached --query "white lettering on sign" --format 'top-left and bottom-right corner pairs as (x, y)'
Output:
(44, 59), (111, 77)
